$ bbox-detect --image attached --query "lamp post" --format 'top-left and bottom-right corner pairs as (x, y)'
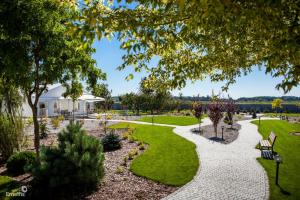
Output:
(221, 126), (225, 140)
(274, 154), (283, 185)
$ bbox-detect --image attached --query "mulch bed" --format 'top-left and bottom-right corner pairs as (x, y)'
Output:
(192, 121), (241, 144)
(86, 138), (177, 200)
(2, 120), (177, 200)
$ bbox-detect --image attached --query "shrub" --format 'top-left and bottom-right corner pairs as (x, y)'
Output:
(0, 114), (24, 161)
(57, 115), (64, 122)
(223, 115), (230, 124)
(252, 112), (257, 119)
(128, 149), (138, 160)
(122, 132), (130, 140)
(27, 117), (34, 126)
(115, 166), (124, 174)
(40, 120), (49, 139)
(101, 129), (122, 152)
(6, 151), (36, 175)
(51, 117), (60, 129)
(29, 122), (104, 196)
(128, 136), (135, 143)
(122, 156), (128, 166)
(139, 143), (145, 150)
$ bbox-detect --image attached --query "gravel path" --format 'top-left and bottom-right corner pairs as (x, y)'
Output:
(109, 118), (270, 200)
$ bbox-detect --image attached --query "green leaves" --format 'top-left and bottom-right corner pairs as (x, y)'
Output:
(81, 0), (299, 93)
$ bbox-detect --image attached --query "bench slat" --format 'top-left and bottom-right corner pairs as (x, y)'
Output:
(260, 140), (271, 147)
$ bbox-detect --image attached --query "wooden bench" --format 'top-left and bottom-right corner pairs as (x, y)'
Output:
(260, 132), (277, 154)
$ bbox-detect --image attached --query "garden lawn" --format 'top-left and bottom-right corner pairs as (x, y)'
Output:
(138, 115), (199, 126)
(110, 123), (199, 186)
(0, 176), (20, 200)
(252, 120), (300, 200)
(263, 113), (300, 117)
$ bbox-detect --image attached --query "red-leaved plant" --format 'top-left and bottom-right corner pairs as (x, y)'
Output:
(224, 99), (237, 128)
(208, 100), (224, 137)
(192, 102), (203, 132)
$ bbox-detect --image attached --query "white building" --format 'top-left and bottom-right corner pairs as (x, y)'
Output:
(22, 84), (105, 117)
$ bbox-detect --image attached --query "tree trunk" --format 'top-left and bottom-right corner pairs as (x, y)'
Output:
(214, 124), (217, 137)
(32, 107), (40, 162)
(72, 100), (75, 121)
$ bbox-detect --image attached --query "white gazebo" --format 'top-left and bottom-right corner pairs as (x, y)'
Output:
(33, 84), (104, 117)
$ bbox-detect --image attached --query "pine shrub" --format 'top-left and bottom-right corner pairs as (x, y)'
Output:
(101, 129), (121, 152)
(6, 151), (36, 175)
(29, 122), (104, 195)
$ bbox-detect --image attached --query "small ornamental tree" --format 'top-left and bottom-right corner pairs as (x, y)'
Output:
(224, 99), (237, 128)
(272, 98), (283, 113)
(208, 101), (224, 137)
(192, 102), (203, 132)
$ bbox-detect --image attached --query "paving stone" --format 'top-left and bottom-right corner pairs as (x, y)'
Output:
(162, 118), (269, 200)
(108, 118), (270, 200)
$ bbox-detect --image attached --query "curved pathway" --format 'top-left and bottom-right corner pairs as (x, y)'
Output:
(108, 118), (269, 200)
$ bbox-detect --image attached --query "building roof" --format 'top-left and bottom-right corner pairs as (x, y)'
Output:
(40, 85), (105, 102)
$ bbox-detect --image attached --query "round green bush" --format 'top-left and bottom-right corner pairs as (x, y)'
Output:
(101, 129), (121, 152)
(29, 121), (104, 198)
(7, 151), (36, 175)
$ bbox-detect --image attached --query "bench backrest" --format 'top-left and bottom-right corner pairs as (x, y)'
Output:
(269, 132), (277, 146)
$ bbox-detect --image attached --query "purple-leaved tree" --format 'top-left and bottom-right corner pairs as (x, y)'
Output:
(224, 99), (237, 129)
(192, 102), (203, 132)
(208, 101), (224, 137)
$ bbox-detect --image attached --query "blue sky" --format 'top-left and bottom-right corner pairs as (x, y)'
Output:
(92, 38), (300, 99)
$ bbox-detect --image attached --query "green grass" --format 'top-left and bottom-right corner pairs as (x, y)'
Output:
(263, 113), (300, 117)
(252, 120), (300, 200)
(138, 115), (199, 126)
(0, 176), (20, 200)
(110, 123), (199, 186)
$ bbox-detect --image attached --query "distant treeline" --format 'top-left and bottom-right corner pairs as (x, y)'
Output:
(171, 95), (300, 102)
(112, 102), (300, 113)
(236, 96), (300, 102)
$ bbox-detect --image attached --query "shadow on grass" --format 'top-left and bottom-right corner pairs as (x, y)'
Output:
(0, 178), (20, 198)
(277, 184), (291, 196)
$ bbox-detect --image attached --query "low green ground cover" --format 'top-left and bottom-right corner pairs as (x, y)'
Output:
(252, 120), (300, 200)
(138, 115), (199, 126)
(262, 113), (300, 117)
(0, 176), (20, 200)
(110, 123), (199, 186)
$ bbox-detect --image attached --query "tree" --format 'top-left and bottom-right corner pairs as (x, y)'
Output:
(272, 98), (283, 113)
(120, 92), (144, 115)
(139, 78), (171, 114)
(0, 0), (105, 161)
(80, 0), (299, 93)
(208, 100), (224, 137)
(224, 98), (237, 128)
(63, 80), (83, 121)
(192, 102), (203, 132)
(90, 83), (114, 134)
(90, 83), (114, 111)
